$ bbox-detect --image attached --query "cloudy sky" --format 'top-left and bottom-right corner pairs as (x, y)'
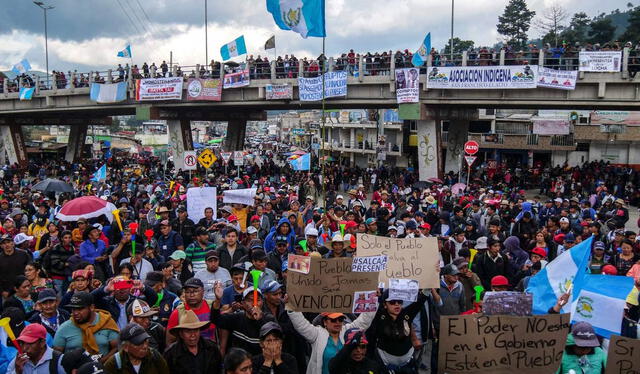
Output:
(0, 0), (625, 73)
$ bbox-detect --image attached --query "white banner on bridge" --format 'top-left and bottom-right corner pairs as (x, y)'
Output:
(135, 77), (183, 101)
(536, 67), (577, 90)
(395, 68), (420, 103)
(426, 65), (537, 89)
(298, 71), (347, 101)
(579, 51), (622, 72)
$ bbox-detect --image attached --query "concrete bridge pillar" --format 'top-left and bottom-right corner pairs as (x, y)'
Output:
(444, 120), (469, 175)
(416, 119), (440, 181)
(167, 119), (194, 172)
(0, 121), (28, 168)
(225, 119), (247, 151)
(65, 124), (88, 163)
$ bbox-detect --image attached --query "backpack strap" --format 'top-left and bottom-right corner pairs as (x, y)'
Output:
(49, 350), (62, 374)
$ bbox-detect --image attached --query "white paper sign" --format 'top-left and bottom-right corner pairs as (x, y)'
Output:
(388, 278), (419, 302)
(579, 51), (622, 72)
(427, 65), (537, 89)
(536, 67), (577, 90)
(352, 255), (388, 272)
(186, 187), (217, 223)
(395, 68), (420, 103)
(298, 71), (347, 101)
(223, 188), (257, 206)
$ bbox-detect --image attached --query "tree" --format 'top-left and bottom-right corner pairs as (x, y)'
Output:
(444, 38), (475, 54)
(621, 6), (640, 42)
(496, 0), (536, 49)
(560, 12), (590, 45)
(534, 1), (569, 47)
(588, 16), (616, 44)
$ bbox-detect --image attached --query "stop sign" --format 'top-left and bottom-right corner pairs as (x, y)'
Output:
(464, 140), (479, 155)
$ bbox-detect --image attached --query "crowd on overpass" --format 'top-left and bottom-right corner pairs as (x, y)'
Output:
(0, 141), (638, 373)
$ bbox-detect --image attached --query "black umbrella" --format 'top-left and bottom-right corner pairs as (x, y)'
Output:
(32, 178), (74, 193)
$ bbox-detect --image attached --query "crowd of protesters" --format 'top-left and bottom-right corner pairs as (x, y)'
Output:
(0, 144), (637, 374)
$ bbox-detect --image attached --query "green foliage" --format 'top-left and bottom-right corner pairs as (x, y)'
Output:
(620, 6), (640, 42)
(497, 0), (536, 49)
(588, 16), (616, 44)
(444, 38), (475, 54)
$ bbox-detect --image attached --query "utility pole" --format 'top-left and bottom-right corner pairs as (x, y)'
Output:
(34, 1), (54, 88)
(450, 0), (454, 61)
(204, 0), (209, 66)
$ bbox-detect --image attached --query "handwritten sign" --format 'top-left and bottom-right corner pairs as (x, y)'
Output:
(438, 313), (570, 374)
(357, 234), (439, 288)
(186, 187), (217, 223)
(286, 257), (378, 313)
(351, 255), (388, 272)
(389, 278), (419, 302)
(605, 335), (640, 374)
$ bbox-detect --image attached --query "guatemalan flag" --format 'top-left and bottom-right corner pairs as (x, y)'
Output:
(289, 153), (310, 171)
(411, 33), (431, 67)
(527, 236), (593, 314)
(266, 0), (326, 38)
(12, 59), (31, 75)
(90, 82), (127, 103)
(220, 36), (247, 61)
(91, 164), (107, 182)
(570, 274), (635, 338)
(19, 87), (35, 101)
(117, 44), (132, 58)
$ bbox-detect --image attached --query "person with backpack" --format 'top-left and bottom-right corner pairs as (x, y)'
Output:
(6, 323), (65, 374)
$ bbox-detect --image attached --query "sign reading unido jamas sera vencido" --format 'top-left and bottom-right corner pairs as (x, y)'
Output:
(427, 65), (537, 89)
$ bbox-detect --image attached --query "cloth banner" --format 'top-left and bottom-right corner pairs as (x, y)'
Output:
(135, 77), (183, 101)
(286, 257), (379, 313)
(90, 82), (127, 103)
(532, 119), (570, 135)
(536, 67), (577, 90)
(427, 65), (537, 89)
(186, 78), (222, 101)
(356, 234), (439, 288)
(579, 51), (622, 72)
(223, 188), (257, 206)
(590, 111), (640, 126)
(438, 314), (570, 374)
(266, 84), (293, 100)
(223, 69), (250, 89)
(19, 87), (34, 101)
(395, 68), (420, 103)
(186, 187), (217, 223)
(298, 71), (347, 101)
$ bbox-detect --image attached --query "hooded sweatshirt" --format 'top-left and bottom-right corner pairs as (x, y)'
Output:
(264, 217), (296, 253)
(503, 236), (529, 275)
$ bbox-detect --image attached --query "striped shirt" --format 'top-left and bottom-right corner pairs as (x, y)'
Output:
(185, 241), (217, 273)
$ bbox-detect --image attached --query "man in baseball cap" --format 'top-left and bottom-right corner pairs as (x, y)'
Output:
(9, 323), (65, 373)
(253, 321), (298, 373)
(104, 322), (170, 373)
(490, 275), (510, 291)
(126, 299), (165, 352)
(166, 277), (216, 344)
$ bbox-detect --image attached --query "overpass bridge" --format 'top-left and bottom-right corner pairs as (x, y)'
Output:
(1, 50), (639, 177)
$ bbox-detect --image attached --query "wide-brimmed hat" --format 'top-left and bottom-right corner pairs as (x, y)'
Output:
(169, 309), (209, 335)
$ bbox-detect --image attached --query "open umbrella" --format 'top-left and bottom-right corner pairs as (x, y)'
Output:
(56, 196), (117, 222)
(32, 178), (74, 194)
(451, 183), (467, 195)
(428, 177), (443, 184)
(292, 150), (307, 155)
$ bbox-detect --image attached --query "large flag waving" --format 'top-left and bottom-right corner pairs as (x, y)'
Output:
(220, 36), (247, 61)
(526, 236), (593, 314)
(117, 44), (132, 58)
(91, 164), (107, 182)
(570, 274), (634, 338)
(19, 87), (35, 101)
(289, 153), (310, 170)
(12, 59), (31, 75)
(266, 0), (326, 38)
(411, 33), (431, 67)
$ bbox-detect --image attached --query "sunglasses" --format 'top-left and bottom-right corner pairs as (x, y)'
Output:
(386, 300), (403, 305)
(328, 317), (345, 323)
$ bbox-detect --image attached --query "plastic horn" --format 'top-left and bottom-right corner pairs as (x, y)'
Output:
(240, 271), (248, 289)
(144, 229), (154, 242)
(131, 234), (136, 257)
(128, 222), (139, 234)
(299, 239), (308, 253)
(473, 285), (485, 303)
(168, 181), (175, 193)
(112, 209), (123, 232)
(0, 318), (22, 354)
(339, 223), (346, 237)
(250, 270), (263, 306)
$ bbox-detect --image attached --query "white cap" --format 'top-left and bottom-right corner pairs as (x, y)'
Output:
(336, 195), (344, 200)
(559, 217), (570, 223)
(554, 198), (563, 203)
(388, 226), (398, 231)
(305, 227), (319, 237)
(13, 233), (34, 245)
(247, 226), (258, 235)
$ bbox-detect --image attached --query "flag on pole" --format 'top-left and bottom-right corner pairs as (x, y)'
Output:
(289, 153), (310, 170)
(117, 44), (132, 58)
(265, 35), (276, 50)
(91, 164), (107, 182)
(19, 87), (35, 101)
(570, 274), (634, 338)
(266, 0), (326, 38)
(526, 236), (593, 314)
(12, 59), (31, 75)
(411, 33), (431, 67)
(220, 36), (247, 61)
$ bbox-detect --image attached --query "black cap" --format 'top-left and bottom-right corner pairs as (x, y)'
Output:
(77, 362), (105, 374)
(177, 206), (187, 213)
(37, 288), (57, 303)
(0, 234), (12, 243)
(120, 323), (151, 345)
(251, 250), (268, 261)
(205, 250), (219, 261)
(183, 278), (204, 289)
(259, 321), (283, 339)
(144, 271), (164, 287)
(61, 348), (94, 373)
(195, 226), (208, 236)
(65, 291), (94, 309)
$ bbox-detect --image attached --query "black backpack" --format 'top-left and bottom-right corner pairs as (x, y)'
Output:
(49, 350), (62, 374)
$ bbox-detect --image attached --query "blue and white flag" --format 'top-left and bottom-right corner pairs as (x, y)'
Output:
(220, 36), (247, 61)
(90, 82), (127, 103)
(266, 0), (326, 38)
(91, 164), (107, 182)
(526, 236), (593, 314)
(289, 153), (310, 170)
(411, 33), (431, 67)
(19, 87), (35, 101)
(12, 59), (31, 75)
(570, 274), (634, 338)
(117, 44), (132, 58)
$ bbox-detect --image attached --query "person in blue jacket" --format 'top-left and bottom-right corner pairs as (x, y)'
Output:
(263, 217), (296, 253)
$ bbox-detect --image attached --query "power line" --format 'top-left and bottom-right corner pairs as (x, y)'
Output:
(134, 0), (155, 33)
(114, 0), (141, 34)
(124, 0), (149, 34)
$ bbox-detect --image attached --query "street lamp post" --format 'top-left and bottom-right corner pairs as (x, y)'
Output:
(33, 1), (54, 88)
(450, 0), (454, 61)
(204, 0), (208, 68)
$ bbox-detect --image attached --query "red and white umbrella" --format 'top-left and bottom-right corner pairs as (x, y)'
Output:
(56, 196), (117, 222)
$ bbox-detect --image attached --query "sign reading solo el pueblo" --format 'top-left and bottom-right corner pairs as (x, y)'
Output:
(357, 234), (440, 288)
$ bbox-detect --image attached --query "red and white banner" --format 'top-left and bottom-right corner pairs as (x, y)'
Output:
(187, 78), (222, 101)
(223, 69), (250, 89)
(135, 77), (183, 101)
(537, 67), (577, 90)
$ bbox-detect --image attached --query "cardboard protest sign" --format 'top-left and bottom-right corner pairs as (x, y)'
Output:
(357, 234), (439, 288)
(605, 335), (640, 374)
(286, 257), (379, 313)
(438, 313), (570, 374)
(352, 255), (388, 272)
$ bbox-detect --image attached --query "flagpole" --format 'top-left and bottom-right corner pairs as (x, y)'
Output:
(320, 36), (326, 209)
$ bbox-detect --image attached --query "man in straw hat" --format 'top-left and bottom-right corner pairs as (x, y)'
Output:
(164, 309), (222, 374)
